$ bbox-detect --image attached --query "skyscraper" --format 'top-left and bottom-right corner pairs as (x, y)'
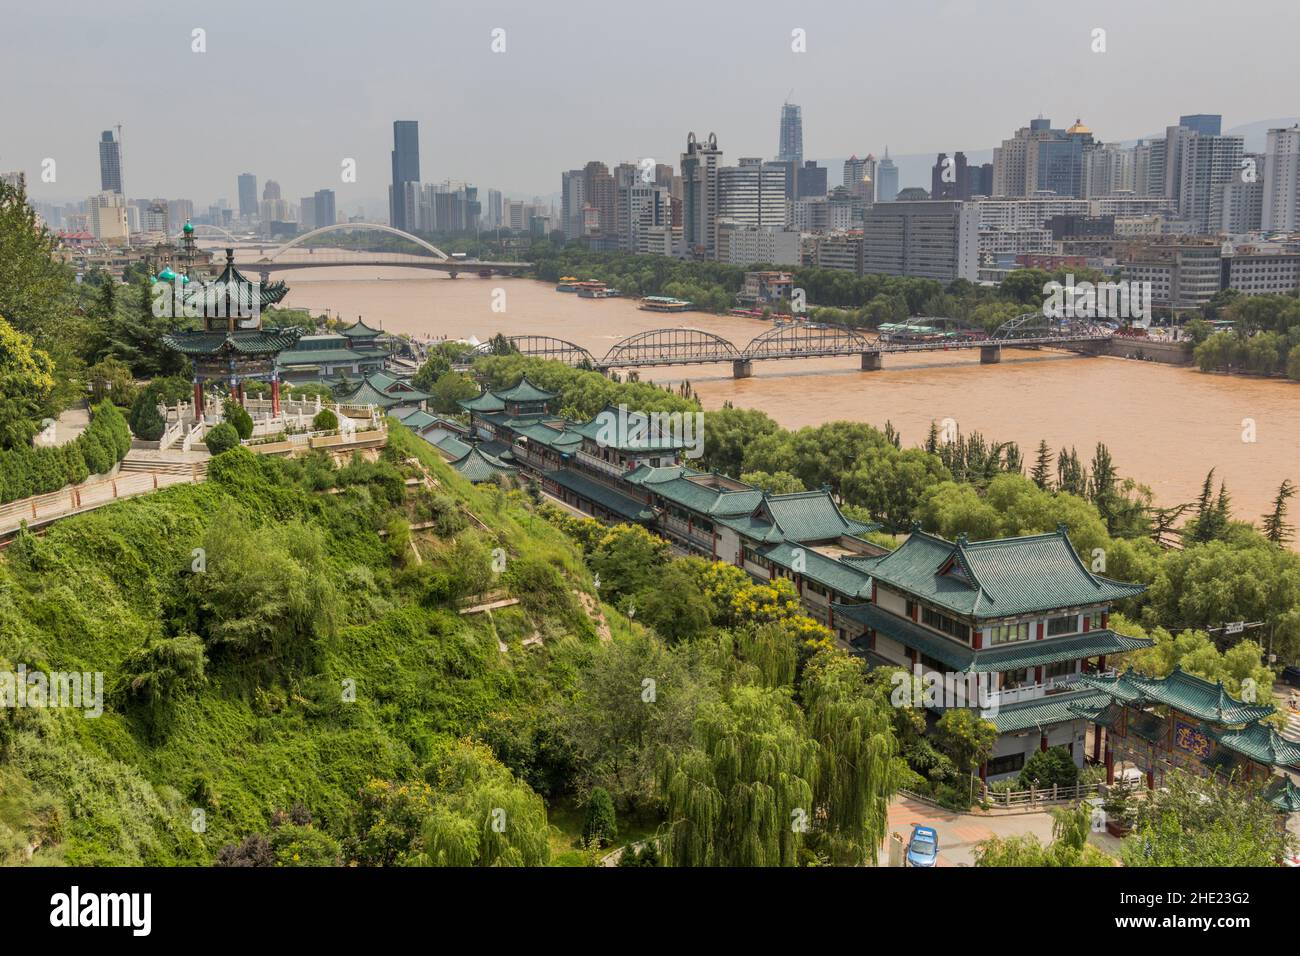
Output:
(390, 120), (420, 231)
(931, 152), (969, 201)
(237, 173), (258, 220)
(876, 149), (899, 202)
(795, 161), (827, 200)
(778, 103), (803, 165)
(314, 189), (336, 229)
(263, 180), (282, 201)
(681, 132), (722, 259)
(582, 161), (615, 240)
(98, 129), (122, 194)
(843, 155), (876, 201)
(1262, 126), (1300, 232)
(719, 158), (788, 228)
(1179, 114), (1222, 138)
(561, 169), (586, 239)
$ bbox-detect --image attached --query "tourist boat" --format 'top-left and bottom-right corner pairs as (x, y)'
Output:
(729, 308), (766, 318)
(577, 282), (621, 299)
(555, 276), (581, 292)
(640, 296), (693, 314)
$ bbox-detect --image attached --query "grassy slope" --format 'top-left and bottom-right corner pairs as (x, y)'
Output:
(0, 424), (604, 865)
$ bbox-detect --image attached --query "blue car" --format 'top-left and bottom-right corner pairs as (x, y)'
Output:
(906, 825), (939, 867)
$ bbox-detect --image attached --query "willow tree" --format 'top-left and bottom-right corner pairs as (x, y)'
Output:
(659, 685), (817, 867)
(419, 740), (550, 867)
(801, 651), (904, 866)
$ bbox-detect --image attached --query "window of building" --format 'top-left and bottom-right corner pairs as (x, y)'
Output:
(985, 752), (1025, 777)
(806, 581), (828, 597)
(1002, 668), (1030, 688)
(921, 606), (971, 643)
(1088, 610), (1104, 630)
(1047, 615), (1077, 637)
(1046, 659), (1075, 680)
(988, 621), (1031, 645)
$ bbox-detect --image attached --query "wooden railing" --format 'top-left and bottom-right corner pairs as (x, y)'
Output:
(0, 469), (204, 537)
(979, 780), (1102, 808)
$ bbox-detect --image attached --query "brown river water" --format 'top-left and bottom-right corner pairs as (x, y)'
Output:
(232, 254), (1299, 525)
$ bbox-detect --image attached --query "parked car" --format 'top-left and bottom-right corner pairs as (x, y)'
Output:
(906, 824), (939, 867)
(1281, 665), (1300, 688)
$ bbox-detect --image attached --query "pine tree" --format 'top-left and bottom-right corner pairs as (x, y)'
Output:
(1030, 440), (1054, 490)
(1262, 479), (1296, 546)
(924, 420), (940, 455)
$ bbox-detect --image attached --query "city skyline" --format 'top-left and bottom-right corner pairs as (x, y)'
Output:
(5, 0), (1300, 204)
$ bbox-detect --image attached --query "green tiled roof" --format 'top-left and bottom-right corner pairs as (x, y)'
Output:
(1210, 722), (1300, 769)
(568, 406), (690, 452)
(512, 421), (583, 450)
(715, 514), (786, 543)
(451, 445), (516, 483)
(760, 490), (877, 542)
(758, 542), (873, 599)
(180, 257), (289, 311)
(986, 690), (1114, 734)
(398, 410), (439, 430)
(336, 372), (430, 409)
(492, 376), (556, 403)
(545, 468), (655, 522)
(278, 348), (365, 366)
(868, 528), (1145, 620)
(1077, 667), (1276, 725)
(339, 318), (384, 339)
(459, 388), (507, 413)
(830, 603), (1151, 673)
(162, 327), (304, 357)
(1264, 776), (1300, 811)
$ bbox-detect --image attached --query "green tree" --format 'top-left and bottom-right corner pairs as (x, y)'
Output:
(1261, 479), (1295, 546)
(739, 469), (805, 495)
(1018, 746), (1079, 790)
(0, 315), (57, 449)
(589, 523), (670, 600)
(203, 422), (240, 454)
(582, 787), (618, 847)
(223, 399), (254, 439)
(1029, 440), (1053, 490)
(933, 708), (998, 778)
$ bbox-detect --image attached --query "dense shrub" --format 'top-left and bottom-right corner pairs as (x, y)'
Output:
(1018, 746), (1079, 791)
(582, 787), (618, 847)
(204, 422), (240, 455)
(223, 400), (254, 440)
(313, 408), (339, 431)
(0, 401), (130, 503)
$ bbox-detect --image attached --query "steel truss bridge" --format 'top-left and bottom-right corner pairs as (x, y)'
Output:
(470, 315), (1113, 378)
(226, 223), (531, 277)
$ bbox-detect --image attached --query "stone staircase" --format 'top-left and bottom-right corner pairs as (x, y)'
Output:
(118, 456), (208, 480)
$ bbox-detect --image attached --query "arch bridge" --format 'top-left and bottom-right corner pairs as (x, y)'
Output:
(236, 223), (531, 277)
(473, 318), (1113, 378)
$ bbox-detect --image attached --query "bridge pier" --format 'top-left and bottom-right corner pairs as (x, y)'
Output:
(860, 351), (883, 371)
(732, 359), (753, 379)
(980, 345), (1002, 365)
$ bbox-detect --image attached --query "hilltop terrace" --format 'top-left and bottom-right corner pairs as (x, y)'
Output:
(407, 375), (1165, 781)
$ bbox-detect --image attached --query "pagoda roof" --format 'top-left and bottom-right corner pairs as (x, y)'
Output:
(1264, 775), (1300, 811)
(545, 468), (656, 522)
(339, 318), (385, 339)
(492, 375), (555, 403)
(458, 388), (507, 413)
(568, 405), (689, 452)
(162, 327), (304, 357)
(759, 542), (872, 599)
(278, 348), (365, 367)
(1210, 722), (1300, 769)
(983, 690), (1115, 734)
(451, 444), (517, 483)
(334, 371), (430, 408)
(866, 526), (1145, 620)
(1076, 667), (1277, 725)
(183, 251), (289, 311)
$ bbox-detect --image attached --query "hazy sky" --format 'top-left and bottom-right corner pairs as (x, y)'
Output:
(4, 0), (1298, 211)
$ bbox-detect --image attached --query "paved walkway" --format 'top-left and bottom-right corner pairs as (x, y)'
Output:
(49, 407), (89, 446)
(882, 795), (1124, 866)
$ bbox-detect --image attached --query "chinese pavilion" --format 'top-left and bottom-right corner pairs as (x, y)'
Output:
(1076, 666), (1300, 797)
(159, 221), (299, 416)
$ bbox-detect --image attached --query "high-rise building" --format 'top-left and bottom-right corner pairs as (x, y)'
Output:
(931, 152), (969, 201)
(680, 132), (722, 259)
(389, 120), (420, 231)
(263, 180), (282, 201)
(1179, 114), (1222, 137)
(1084, 143), (1135, 197)
(87, 191), (128, 240)
(861, 200), (979, 281)
(843, 154), (876, 201)
(1177, 131), (1244, 233)
(778, 102), (803, 165)
(237, 174), (258, 220)
(1262, 126), (1300, 232)
(719, 158), (787, 229)
(98, 129), (123, 194)
(561, 169), (586, 239)
(967, 163), (994, 199)
(876, 149), (899, 202)
(299, 195), (317, 231)
(314, 189), (336, 230)
(582, 161), (615, 240)
(795, 161), (827, 200)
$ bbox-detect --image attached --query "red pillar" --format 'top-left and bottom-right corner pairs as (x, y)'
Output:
(1040, 733), (1049, 752)
(236, 380), (245, 406)
(271, 376), (282, 417)
(1092, 725), (1102, 762)
(978, 761), (987, 783)
(193, 379), (204, 416)
(1104, 744), (1114, 784)
(1146, 768), (1155, 791)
